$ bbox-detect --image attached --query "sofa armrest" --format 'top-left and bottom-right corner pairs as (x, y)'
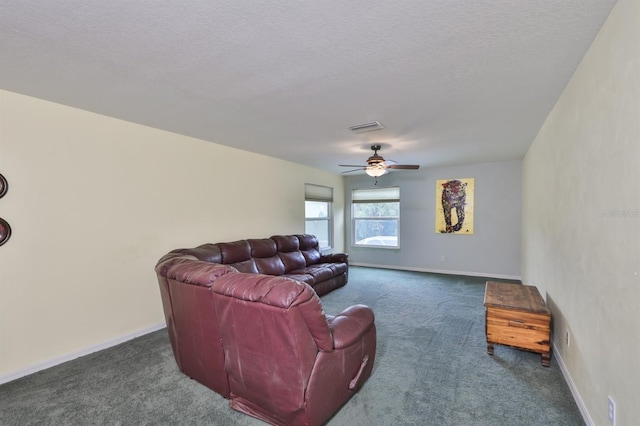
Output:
(161, 257), (238, 288)
(319, 252), (349, 264)
(328, 304), (375, 350)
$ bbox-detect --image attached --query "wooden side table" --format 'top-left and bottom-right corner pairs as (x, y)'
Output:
(484, 281), (551, 367)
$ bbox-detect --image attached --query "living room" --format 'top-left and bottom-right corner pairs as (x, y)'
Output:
(1, 1), (638, 425)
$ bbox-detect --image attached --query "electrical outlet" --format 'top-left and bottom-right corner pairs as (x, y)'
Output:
(565, 330), (570, 347)
(440, 255), (446, 262)
(608, 396), (615, 425)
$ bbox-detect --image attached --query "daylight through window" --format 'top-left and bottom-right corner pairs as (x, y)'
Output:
(305, 184), (333, 250)
(352, 187), (400, 248)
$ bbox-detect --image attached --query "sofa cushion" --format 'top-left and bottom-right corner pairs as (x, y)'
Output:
(248, 238), (277, 257)
(323, 262), (348, 276)
(249, 239), (286, 275)
(279, 251), (306, 272)
(281, 273), (315, 285)
(217, 240), (258, 273)
(271, 235), (299, 252)
(254, 256), (286, 275)
(272, 235), (307, 272)
(297, 234), (322, 265)
(228, 259), (259, 274)
(292, 265), (334, 284)
(301, 248), (321, 266)
(291, 262), (347, 283)
(218, 240), (252, 264)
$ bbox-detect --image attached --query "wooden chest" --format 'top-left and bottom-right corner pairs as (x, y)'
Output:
(484, 281), (551, 367)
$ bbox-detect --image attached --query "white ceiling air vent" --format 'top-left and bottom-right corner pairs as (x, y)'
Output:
(348, 121), (384, 133)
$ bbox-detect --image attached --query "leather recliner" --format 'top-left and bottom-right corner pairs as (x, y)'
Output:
(212, 273), (376, 426)
(155, 253), (235, 397)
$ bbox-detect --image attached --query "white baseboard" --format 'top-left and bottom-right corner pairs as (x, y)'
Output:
(552, 343), (593, 426)
(0, 322), (166, 385)
(350, 262), (522, 281)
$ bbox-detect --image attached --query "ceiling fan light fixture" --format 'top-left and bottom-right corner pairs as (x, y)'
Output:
(340, 144), (418, 178)
(365, 165), (388, 177)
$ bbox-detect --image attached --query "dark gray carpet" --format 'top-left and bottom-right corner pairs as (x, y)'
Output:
(0, 267), (583, 425)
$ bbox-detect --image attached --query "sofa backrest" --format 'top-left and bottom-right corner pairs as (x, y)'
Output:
(154, 254), (237, 397)
(171, 243), (222, 263)
(271, 235), (307, 272)
(297, 234), (323, 265)
(169, 234), (323, 275)
(217, 240), (259, 273)
(249, 238), (287, 275)
(212, 273), (333, 419)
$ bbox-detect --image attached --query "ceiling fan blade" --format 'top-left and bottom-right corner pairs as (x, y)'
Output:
(387, 164), (420, 170)
(341, 168), (365, 174)
(339, 164), (367, 167)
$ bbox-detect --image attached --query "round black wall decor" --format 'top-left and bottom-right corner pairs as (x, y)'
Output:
(0, 218), (11, 246)
(0, 173), (7, 199)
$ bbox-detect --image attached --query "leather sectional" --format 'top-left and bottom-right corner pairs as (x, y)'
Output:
(155, 234), (375, 425)
(160, 234), (349, 297)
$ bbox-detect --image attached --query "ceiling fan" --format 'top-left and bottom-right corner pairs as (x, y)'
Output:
(340, 145), (420, 178)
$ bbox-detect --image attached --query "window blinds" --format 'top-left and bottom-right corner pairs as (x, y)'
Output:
(305, 184), (333, 202)
(352, 187), (400, 203)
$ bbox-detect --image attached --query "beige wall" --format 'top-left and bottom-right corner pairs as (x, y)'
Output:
(522, 0), (639, 425)
(0, 90), (344, 378)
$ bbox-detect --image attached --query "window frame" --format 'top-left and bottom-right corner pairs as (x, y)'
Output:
(351, 187), (400, 249)
(304, 184), (333, 251)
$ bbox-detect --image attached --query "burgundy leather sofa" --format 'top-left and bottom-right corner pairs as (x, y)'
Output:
(155, 235), (375, 425)
(155, 234), (352, 398)
(155, 257), (233, 396)
(213, 273), (376, 425)
(164, 234), (348, 297)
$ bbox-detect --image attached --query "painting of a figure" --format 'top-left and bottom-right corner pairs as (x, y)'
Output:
(435, 178), (474, 234)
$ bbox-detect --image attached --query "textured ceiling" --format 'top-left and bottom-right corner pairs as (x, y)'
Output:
(0, 1), (617, 174)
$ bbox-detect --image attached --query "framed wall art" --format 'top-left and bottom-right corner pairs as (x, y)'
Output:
(435, 178), (474, 234)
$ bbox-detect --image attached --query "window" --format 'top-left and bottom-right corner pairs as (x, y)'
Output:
(352, 187), (400, 248)
(305, 184), (333, 250)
